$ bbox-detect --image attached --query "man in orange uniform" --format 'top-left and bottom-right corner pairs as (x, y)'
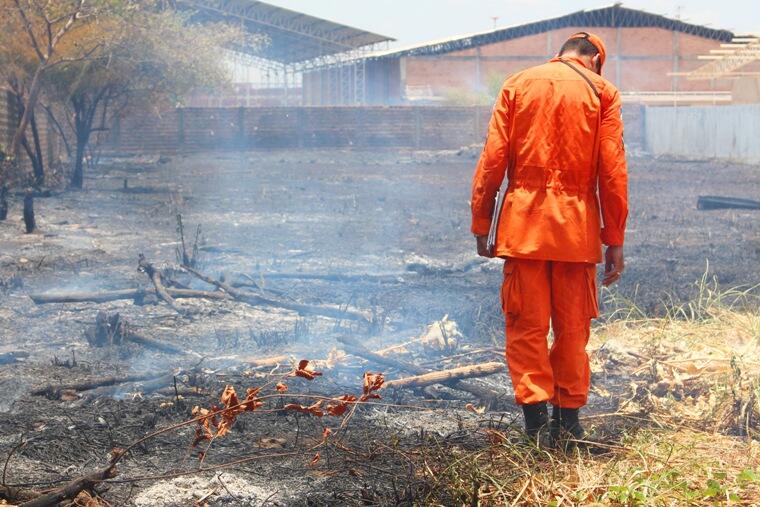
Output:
(471, 32), (628, 441)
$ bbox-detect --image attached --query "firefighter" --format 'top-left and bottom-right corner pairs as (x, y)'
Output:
(470, 32), (628, 441)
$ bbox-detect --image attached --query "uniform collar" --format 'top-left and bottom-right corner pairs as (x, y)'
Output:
(550, 56), (592, 72)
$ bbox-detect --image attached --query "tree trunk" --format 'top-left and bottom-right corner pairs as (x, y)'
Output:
(23, 190), (36, 233)
(71, 134), (86, 189)
(0, 186), (8, 221)
(20, 137), (43, 188)
(11, 91), (44, 187)
(10, 65), (45, 159)
(71, 95), (99, 189)
(29, 111), (45, 187)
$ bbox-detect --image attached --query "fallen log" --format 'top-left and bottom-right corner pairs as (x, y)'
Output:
(29, 287), (229, 305)
(170, 288), (231, 300)
(248, 271), (405, 284)
(138, 254), (183, 313)
(1, 485), (40, 504)
(31, 372), (168, 398)
(29, 267), (370, 323)
(80, 371), (179, 402)
(0, 350), (30, 365)
(228, 279), (287, 297)
(383, 362), (505, 390)
(30, 288), (145, 304)
(19, 466), (116, 507)
(128, 330), (185, 355)
(337, 336), (503, 402)
(697, 195), (760, 211)
(405, 257), (486, 276)
(182, 265), (371, 324)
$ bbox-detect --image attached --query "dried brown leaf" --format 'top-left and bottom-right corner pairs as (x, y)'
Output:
(294, 359), (323, 380)
(326, 394), (357, 417)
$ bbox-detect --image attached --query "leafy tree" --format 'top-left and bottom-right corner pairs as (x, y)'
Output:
(1, 0), (257, 189)
(45, 5), (250, 188)
(0, 0), (99, 187)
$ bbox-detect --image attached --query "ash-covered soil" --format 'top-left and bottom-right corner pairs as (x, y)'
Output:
(0, 149), (757, 505)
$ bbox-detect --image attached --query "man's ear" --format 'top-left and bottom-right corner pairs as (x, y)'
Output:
(592, 54), (602, 74)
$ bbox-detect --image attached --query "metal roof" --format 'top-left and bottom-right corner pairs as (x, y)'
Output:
(365, 4), (734, 60)
(180, 0), (394, 64)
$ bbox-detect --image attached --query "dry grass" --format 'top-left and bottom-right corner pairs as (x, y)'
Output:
(414, 276), (760, 505)
(416, 428), (759, 505)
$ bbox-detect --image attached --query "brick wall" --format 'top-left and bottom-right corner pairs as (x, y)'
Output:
(0, 90), (59, 171)
(105, 104), (644, 153)
(402, 27), (733, 96)
(0, 91), (12, 153)
(107, 106), (493, 152)
(185, 85), (303, 107)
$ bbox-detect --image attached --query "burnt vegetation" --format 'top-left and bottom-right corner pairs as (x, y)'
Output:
(0, 1), (758, 506)
(0, 149), (756, 505)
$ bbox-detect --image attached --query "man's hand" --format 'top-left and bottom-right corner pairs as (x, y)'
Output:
(476, 235), (494, 258)
(603, 245), (624, 286)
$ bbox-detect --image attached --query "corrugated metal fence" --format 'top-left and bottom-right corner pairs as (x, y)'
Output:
(645, 105), (760, 164)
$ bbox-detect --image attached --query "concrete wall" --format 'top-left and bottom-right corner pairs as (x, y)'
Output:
(105, 104), (644, 154)
(644, 104), (760, 163)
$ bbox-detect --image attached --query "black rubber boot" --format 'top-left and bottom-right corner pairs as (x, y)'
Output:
(522, 402), (549, 439)
(550, 406), (585, 444)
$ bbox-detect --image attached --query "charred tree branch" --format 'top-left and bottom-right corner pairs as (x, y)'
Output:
(181, 265), (371, 324)
(138, 254), (183, 314)
(31, 372), (170, 398)
(383, 362), (505, 390)
(18, 467), (116, 507)
(29, 288), (230, 305)
(337, 336), (503, 402)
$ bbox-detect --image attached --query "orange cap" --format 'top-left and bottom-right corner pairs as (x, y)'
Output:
(567, 32), (607, 74)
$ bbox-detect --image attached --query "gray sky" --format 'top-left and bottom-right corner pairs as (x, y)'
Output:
(265, 1), (758, 47)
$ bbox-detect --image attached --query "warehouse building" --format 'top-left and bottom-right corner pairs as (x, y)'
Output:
(303, 4), (752, 105)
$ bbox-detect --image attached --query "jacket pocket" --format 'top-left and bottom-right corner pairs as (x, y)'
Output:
(585, 264), (600, 319)
(501, 261), (522, 318)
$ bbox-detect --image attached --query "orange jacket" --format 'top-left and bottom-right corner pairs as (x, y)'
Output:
(470, 56), (628, 263)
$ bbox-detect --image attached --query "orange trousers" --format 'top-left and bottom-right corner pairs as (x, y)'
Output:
(501, 258), (599, 409)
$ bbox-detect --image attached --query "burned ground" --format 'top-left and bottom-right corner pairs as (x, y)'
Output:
(0, 149), (758, 505)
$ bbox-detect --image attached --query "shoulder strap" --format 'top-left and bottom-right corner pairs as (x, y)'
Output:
(558, 59), (601, 99)
(557, 59), (604, 185)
